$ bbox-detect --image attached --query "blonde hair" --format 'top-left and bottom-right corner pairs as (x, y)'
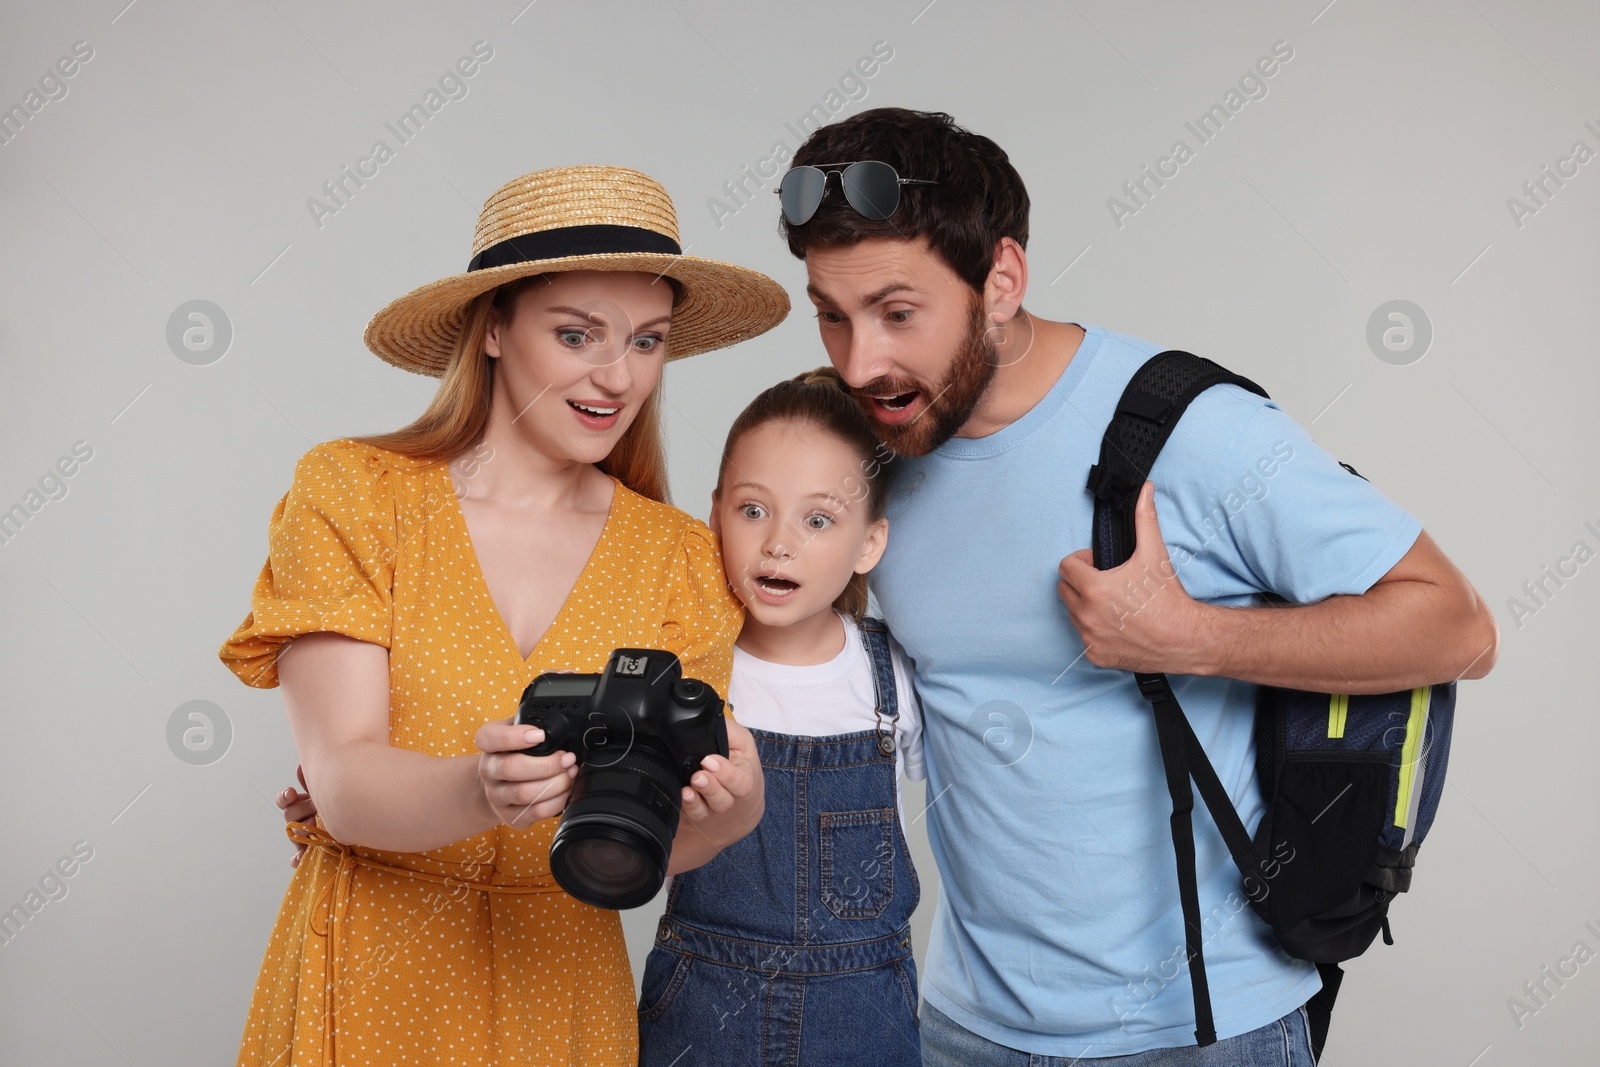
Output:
(715, 366), (893, 621)
(352, 274), (673, 503)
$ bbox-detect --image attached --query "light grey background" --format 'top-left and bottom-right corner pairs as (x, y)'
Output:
(1, 1), (1595, 1064)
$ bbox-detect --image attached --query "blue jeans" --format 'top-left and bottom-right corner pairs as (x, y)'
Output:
(920, 999), (1316, 1067)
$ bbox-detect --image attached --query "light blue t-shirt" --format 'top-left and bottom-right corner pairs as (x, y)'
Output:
(870, 323), (1423, 1057)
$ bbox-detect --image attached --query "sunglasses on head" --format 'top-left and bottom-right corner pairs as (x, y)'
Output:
(776, 160), (939, 225)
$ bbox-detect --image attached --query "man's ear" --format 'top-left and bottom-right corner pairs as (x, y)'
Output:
(983, 236), (1028, 326)
(855, 516), (888, 575)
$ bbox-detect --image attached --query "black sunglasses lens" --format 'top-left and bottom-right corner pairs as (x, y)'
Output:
(841, 161), (901, 221)
(779, 167), (828, 225)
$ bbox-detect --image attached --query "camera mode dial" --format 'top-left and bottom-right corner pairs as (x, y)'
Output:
(671, 678), (708, 709)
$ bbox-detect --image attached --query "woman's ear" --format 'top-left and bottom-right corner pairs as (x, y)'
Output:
(483, 306), (505, 361)
(855, 516), (888, 575)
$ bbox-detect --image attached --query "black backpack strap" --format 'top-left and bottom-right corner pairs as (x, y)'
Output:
(1087, 351), (1269, 567)
(1086, 351), (1270, 1047)
(1133, 671), (1274, 1048)
(1176, 704), (1264, 873)
(1306, 962), (1342, 1061)
(1134, 670), (1218, 1046)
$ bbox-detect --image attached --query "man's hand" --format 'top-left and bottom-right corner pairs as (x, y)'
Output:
(278, 764), (317, 869)
(1057, 480), (1206, 674)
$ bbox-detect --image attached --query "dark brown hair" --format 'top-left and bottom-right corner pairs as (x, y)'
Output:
(715, 366), (893, 621)
(353, 272), (683, 504)
(780, 108), (1030, 293)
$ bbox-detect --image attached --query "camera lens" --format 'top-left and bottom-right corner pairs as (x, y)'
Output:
(548, 746), (682, 909)
(560, 833), (655, 899)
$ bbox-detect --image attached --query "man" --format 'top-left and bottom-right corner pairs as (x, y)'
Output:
(777, 108), (1497, 1064)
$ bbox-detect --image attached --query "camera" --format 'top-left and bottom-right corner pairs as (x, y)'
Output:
(515, 648), (728, 909)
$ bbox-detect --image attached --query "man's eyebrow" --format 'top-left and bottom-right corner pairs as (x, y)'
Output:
(805, 281), (924, 308)
(545, 305), (671, 330)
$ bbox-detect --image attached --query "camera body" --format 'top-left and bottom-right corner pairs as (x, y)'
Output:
(514, 648), (728, 909)
(517, 648), (728, 774)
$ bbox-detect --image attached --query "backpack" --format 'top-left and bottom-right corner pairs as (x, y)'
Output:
(1084, 350), (1457, 1058)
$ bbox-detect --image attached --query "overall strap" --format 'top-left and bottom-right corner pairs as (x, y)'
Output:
(856, 616), (900, 754)
(1086, 350), (1270, 1048)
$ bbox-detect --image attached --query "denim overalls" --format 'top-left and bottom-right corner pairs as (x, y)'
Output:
(637, 617), (922, 1067)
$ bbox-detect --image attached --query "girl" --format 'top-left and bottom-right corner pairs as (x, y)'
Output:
(636, 366), (926, 1066)
(222, 165), (785, 1066)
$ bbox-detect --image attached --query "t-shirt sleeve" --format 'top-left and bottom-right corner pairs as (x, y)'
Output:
(1156, 388), (1424, 604)
(217, 441), (398, 689)
(889, 633), (927, 784)
(659, 518), (744, 710)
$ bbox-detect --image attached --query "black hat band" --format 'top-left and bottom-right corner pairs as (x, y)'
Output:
(466, 224), (682, 272)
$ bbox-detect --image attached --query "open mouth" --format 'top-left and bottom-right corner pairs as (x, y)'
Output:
(753, 574), (800, 601)
(875, 391), (917, 410)
(867, 389), (923, 425)
(567, 399), (621, 425)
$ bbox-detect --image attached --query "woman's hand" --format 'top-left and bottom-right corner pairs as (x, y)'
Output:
(474, 717), (579, 829)
(277, 764), (317, 868)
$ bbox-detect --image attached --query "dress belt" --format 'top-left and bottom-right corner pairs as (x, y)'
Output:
(284, 820), (567, 1066)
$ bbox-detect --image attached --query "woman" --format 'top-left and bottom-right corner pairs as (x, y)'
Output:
(217, 165), (788, 1066)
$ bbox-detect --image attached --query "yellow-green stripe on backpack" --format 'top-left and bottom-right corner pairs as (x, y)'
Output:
(1085, 350), (1457, 1060)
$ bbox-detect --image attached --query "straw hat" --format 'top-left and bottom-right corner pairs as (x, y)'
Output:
(363, 165), (790, 377)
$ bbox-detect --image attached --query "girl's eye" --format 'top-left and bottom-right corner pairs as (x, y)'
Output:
(557, 328), (588, 347)
(804, 513), (834, 531)
(633, 334), (664, 353)
(739, 504), (766, 520)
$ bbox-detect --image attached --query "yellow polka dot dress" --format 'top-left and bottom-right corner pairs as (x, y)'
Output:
(218, 438), (743, 1067)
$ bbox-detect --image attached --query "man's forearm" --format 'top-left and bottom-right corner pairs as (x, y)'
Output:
(1179, 579), (1499, 693)
(318, 743), (502, 853)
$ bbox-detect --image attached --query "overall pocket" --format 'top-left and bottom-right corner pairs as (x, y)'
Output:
(819, 808), (895, 919)
(637, 949), (693, 1023)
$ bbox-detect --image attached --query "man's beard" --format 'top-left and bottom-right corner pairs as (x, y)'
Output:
(855, 293), (996, 458)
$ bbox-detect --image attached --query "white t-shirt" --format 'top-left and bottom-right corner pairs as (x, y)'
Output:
(728, 611), (926, 838)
